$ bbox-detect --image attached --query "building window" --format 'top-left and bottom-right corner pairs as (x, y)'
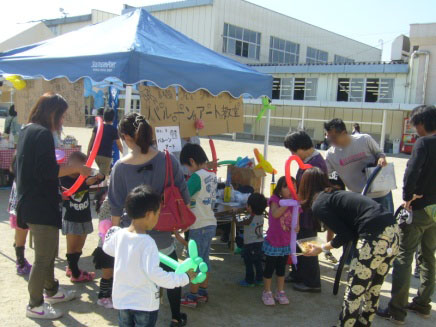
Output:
(273, 77), (318, 100)
(337, 78), (394, 103)
(334, 55), (355, 64)
(223, 23), (260, 60)
(269, 36), (300, 64)
(306, 47), (328, 64)
(272, 78), (281, 100)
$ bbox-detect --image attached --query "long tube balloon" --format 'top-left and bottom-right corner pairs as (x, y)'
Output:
(282, 155), (313, 266)
(205, 137), (217, 174)
(63, 116), (104, 196)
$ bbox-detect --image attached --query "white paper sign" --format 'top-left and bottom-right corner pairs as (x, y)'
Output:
(155, 126), (182, 153)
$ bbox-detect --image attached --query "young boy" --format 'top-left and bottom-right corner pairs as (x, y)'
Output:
(239, 193), (267, 287)
(103, 185), (194, 327)
(179, 143), (217, 308)
(61, 151), (105, 282)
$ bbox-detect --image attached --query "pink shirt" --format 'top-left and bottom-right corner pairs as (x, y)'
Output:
(266, 195), (292, 247)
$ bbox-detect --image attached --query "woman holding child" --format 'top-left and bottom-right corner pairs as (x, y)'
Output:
(108, 112), (190, 327)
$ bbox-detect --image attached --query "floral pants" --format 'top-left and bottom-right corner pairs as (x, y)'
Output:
(338, 224), (400, 327)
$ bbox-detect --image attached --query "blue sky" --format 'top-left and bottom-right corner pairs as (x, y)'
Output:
(0, 0), (435, 60)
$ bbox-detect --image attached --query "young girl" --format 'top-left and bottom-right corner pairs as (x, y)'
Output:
(300, 167), (399, 327)
(61, 152), (105, 282)
(92, 190), (115, 309)
(8, 157), (31, 275)
(262, 176), (299, 306)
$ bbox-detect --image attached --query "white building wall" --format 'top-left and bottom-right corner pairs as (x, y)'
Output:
(0, 22), (54, 52)
(150, 5), (215, 49)
(91, 9), (118, 24)
(145, 0), (381, 64)
(410, 23), (436, 105)
(211, 0), (381, 64)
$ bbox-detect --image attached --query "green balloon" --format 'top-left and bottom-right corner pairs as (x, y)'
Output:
(218, 160), (237, 166)
(158, 253), (179, 271)
(192, 272), (207, 284)
(188, 240), (198, 258)
(159, 240), (208, 284)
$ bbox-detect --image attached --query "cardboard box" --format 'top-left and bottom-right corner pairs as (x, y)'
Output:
(228, 166), (266, 193)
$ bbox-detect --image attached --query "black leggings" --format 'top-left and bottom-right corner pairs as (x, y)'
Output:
(263, 255), (288, 279)
(160, 251), (182, 321)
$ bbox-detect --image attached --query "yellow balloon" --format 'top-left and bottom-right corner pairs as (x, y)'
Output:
(5, 75), (26, 90)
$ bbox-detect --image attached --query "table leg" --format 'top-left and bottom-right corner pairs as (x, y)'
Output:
(230, 216), (236, 253)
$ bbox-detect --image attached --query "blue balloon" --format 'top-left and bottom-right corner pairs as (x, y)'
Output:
(83, 78), (93, 97)
(93, 90), (104, 108)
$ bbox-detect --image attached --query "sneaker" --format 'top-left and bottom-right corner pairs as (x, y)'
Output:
(71, 270), (95, 283)
(293, 282), (321, 293)
(254, 280), (264, 287)
(284, 274), (300, 284)
(262, 291), (275, 306)
(376, 307), (405, 325)
(17, 259), (32, 275)
(197, 289), (208, 303)
(26, 303), (63, 320)
(274, 291), (290, 305)
(181, 294), (198, 308)
(239, 280), (255, 287)
(44, 288), (76, 305)
(334, 263), (349, 271)
(324, 251), (338, 264)
(97, 297), (113, 309)
(406, 302), (431, 318)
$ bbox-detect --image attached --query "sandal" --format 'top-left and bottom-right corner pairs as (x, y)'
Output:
(71, 270), (95, 283)
(170, 313), (187, 327)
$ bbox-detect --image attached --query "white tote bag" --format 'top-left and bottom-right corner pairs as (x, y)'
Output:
(366, 163), (397, 193)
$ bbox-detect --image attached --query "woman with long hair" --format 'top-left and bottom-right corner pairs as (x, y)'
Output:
(299, 167), (400, 327)
(16, 93), (92, 320)
(107, 112), (190, 327)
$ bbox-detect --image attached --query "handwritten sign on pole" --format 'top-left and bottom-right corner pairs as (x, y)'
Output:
(14, 78), (85, 127)
(139, 85), (243, 137)
(155, 126), (182, 153)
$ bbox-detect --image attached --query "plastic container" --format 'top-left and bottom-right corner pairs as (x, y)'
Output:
(296, 237), (324, 254)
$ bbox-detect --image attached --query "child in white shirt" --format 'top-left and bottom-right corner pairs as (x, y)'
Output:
(103, 185), (194, 327)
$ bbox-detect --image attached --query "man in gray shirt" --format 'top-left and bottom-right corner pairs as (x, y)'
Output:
(324, 118), (393, 213)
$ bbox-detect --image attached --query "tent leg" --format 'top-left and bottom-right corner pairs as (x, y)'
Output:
(380, 109), (387, 151)
(123, 85), (133, 156)
(261, 109), (272, 194)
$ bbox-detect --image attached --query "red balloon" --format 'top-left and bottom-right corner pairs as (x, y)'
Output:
(62, 117), (104, 197)
(284, 155), (312, 201)
(205, 137), (217, 174)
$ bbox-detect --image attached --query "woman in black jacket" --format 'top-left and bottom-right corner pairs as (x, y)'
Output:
(16, 93), (92, 320)
(299, 167), (400, 327)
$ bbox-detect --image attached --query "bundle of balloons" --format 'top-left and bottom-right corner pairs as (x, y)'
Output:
(278, 155), (312, 265)
(5, 75), (26, 90)
(98, 221), (208, 284)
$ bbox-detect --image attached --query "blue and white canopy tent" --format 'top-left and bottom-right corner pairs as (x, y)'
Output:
(0, 8), (272, 164)
(0, 8), (272, 98)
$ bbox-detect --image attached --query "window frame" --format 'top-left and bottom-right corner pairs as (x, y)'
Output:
(336, 77), (394, 103)
(334, 54), (355, 64)
(306, 47), (328, 64)
(223, 23), (261, 60)
(269, 36), (300, 65)
(273, 77), (318, 100)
